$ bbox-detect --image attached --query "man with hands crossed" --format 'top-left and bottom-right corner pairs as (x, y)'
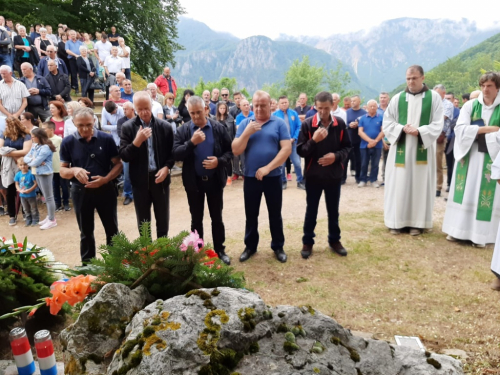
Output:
(120, 91), (175, 239)
(297, 92), (352, 259)
(60, 107), (123, 264)
(174, 96), (233, 265)
(232, 90), (292, 263)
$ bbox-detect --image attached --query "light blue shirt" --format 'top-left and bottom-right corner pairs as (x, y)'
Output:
(24, 144), (53, 175)
(101, 106), (124, 146)
(140, 118), (157, 171)
(65, 39), (83, 59)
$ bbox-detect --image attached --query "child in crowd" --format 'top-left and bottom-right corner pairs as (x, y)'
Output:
(24, 128), (58, 230)
(14, 159), (39, 226)
(42, 121), (70, 211)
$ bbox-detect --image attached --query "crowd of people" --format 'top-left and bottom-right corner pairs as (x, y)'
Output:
(1, 20), (500, 290)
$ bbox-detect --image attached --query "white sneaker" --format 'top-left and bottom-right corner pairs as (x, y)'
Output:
(372, 182), (380, 188)
(358, 182), (366, 188)
(472, 242), (486, 248)
(39, 216), (49, 226)
(40, 219), (57, 230)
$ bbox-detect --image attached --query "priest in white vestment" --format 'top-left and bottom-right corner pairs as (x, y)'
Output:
(490, 148), (500, 290)
(443, 72), (500, 247)
(383, 65), (444, 235)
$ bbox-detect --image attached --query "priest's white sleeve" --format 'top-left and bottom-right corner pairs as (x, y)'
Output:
(418, 90), (444, 149)
(492, 151), (500, 179)
(382, 93), (404, 145)
(453, 100), (478, 161)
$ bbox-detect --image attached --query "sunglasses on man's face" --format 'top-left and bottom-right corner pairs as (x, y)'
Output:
(221, 94), (228, 97)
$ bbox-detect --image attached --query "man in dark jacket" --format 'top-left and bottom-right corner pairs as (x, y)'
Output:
(173, 96), (233, 265)
(45, 59), (71, 102)
(297, 91), (352, 259)
(37, 45), (68, 77)
(19, 62), (52, 121)
(0, 26), (12, 69)
(119, 91), (175, 238)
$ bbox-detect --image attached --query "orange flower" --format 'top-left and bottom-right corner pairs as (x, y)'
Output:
(46, 275), (97, 315)
(150, 249), (159, 256)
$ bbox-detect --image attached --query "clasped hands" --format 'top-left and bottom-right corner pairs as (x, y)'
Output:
(312, 128), (336, 166)
(191, 129), (218, 170)
(403, 124), (419, 136)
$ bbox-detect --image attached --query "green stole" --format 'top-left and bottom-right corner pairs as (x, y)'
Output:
(453, 100), (500, 222)
(395, 91), (433, 167)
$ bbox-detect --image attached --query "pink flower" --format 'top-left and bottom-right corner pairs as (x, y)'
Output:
(180, 230), (204, 253)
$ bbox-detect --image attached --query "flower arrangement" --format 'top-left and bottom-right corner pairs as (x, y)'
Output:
(81, 223), (245, 300)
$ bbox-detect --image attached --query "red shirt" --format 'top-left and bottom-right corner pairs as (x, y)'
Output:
(103, 98), (129, 107)
(154, 75), (177, 97)
(52, 118), (65, 137)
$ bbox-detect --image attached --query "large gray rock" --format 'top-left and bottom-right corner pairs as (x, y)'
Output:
(60, 283), (152, 375)
(107, 287), (463, 375)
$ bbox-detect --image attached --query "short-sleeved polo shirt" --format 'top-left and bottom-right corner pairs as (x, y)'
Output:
(0, 79), (30, 116)
(65, 39), (83, 59)
(60, 130), (118, 185)
(235, 115), (290, 178)
(358, 113), (383, 149)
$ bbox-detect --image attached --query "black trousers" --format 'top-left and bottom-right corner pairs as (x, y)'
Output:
(71, 182), (118, 262)
(343, 144), (361, 183)
(132, 172), (170, 239)
(6, 182), (17, 218)
(185, 177), (225, 253)
(303, 183), (342, 245)
(445, 139), (455, 188)
(26, 105), (51, 122)
(68, 58), (79, 90)
(243, 176), (284, 252)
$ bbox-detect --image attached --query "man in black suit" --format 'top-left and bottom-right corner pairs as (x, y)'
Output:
(173, 96), (233, 264)
(119, 91), (174, 238)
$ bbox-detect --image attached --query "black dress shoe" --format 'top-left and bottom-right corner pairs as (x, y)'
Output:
(218, 252), (231, 265)
(123, 197), (133, 205)
(274, 249), (287, 263)
(330, 241), (347, 256)
(239, 248), (256, 262)
(301, 244), (313, 259)
(436, 190), (441, 197)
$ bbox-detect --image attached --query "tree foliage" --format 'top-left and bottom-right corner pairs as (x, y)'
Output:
(261, 56), (358, 105)
(0, 0), (184, 80)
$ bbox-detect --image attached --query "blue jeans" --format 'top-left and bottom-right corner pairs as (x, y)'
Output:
(303, 182), (341, 245)
(0, 53), (12, 70)
(281, 143), (303, 182)
(124, 68), (131, 80)
(243, 176), (284, 252)
(52, 172), (69, 207)
(360, 147), (382, 183)
(123, 162), (133, 199)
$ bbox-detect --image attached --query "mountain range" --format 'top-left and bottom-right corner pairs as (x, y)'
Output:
(171, 17), (500, 98)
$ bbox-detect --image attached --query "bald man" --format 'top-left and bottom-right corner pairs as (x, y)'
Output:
(119, 91), (175, 238)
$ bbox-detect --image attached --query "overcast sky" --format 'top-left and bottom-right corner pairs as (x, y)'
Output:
(180, 0), (500, 39)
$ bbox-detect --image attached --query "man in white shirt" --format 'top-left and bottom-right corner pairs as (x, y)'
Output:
(94, 34), (112, 66)
(117, 37), (131, 80)
(147, 88), (164, 120)
(331, 92), (346, 123)
(101, 100), (124, 146)
(104, 47), (124, 101)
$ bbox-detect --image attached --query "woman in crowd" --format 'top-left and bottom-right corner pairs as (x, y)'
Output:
(215, 101), (236, 140)
(48, 100), (69, 138)
(13, 26), (33, 75)
(177, 89), (195, 124)
(63, 101), (83, 137)
(76, 46), (96, 102)
(34, 27), (55, 58)
(57, 33), (70, 70)
(83, 33), (99, 69)
(20, 113), (40, 135)
(78, 97), (100, 129)
(0, 117), (32, 226)
(163, 92), (179, 134)
(24, 128), (57, 230)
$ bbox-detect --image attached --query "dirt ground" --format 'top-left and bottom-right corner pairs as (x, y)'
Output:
(2, 171), (499, 373)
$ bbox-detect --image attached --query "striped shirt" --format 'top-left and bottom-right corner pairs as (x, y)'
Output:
(0, 79), (30, 116)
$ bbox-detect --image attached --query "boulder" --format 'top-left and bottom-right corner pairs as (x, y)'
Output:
(107, 287), (463, 375)
(60, 283), (152, 375)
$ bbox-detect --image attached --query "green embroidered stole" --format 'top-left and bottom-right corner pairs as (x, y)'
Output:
(395, 91), (433, 167)
(453, 100), (500, 222)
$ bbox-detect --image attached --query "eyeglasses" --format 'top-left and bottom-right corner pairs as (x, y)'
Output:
(221, 94), (228, 97)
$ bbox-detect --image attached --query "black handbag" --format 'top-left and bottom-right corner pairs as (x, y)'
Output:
(89, 79), (104, 91)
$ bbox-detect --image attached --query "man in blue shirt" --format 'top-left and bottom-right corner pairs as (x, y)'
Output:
(233, 99), (253, 180)
(273, 95), (305, 190)
(358, 100), (384, 187)
(232, 90), (292, 263)
(173, 96), (233, 265)
(120, 79), (134, 102)
(65, 30), (83, 93)
(343, 95), (367, 184)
